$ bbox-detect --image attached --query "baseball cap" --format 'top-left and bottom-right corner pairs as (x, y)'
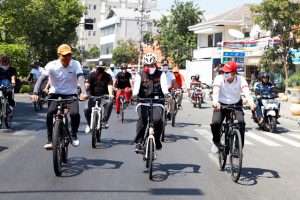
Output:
(161, 59), (169, 66)
(220, 61), (237, 72)
(57, 44), (73, 55)
(110, 63), (115, 68)
(172, 67), (179, 73)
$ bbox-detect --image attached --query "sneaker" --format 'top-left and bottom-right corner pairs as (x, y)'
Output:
(85, 125), (91, 134)
(44, 142), (53, 150)
(211, 143), (219, 154)
(116, 112), (120, 118)
(178, 105), (183, 110)
(155, 140), (162, 150)
(71, 135), (80, 147)
(167, 113), (171, 120)
(101, 122), (109, 129)
(134, 143), (143, 152)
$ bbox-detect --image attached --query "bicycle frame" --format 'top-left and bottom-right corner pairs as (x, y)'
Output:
(90, 99), (102, 130)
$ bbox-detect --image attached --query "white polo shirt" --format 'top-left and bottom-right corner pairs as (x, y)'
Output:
(30, 66), (44, 80)
(43, 59), (83, 95)
(213, 74), (249, 104)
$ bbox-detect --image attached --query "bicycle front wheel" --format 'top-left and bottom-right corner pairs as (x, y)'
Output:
(171, 102), (177, 127)
(121, 100), (125, 123)
(91, 112), (98, 148)
(229, 128), (243, 182)
(147, 138), (154, 180)
(52, 120), (64, 176)
(218, 125), (227, 170)
(34, 102), (41, 111)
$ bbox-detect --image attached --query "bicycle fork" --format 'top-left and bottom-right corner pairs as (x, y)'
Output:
(90, 104), (101, 130)
(144, 127), (156, 160)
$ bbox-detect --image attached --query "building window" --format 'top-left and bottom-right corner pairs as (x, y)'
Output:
(244, 32), (250, 38)
(208, 35), (213, 47)
(88, 31), (91, 36)
(93, 31), (96, 36)
(94, 5), (96, 10)
(100, 25), (115, 36)
(214, 33), (223, 46)
(100, 43), (114, 55)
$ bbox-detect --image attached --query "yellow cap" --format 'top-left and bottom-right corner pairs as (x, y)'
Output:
(57, 44), (73, 55)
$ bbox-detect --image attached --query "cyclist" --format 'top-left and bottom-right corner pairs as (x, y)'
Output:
(211, 61), (256, 154)
(0, 55), (17, 112)
(31, 44), (88, 150)
(84, 64), (114, 133)
(114, 64), (133, 116)
(133, 53), (169, 151)
(171, 66), (187, 109)
(161, 59), (177, 120)
(254, 72), (277, 124)
(28, 61), (44, 83)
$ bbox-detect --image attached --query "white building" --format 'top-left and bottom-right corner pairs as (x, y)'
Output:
(76, 0), (157, 50)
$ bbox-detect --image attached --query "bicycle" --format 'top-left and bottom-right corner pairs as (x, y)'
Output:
(170, 89), (181, 127)
(89, 95), (109, 148)
(0, 85), (13, 129)
(33, 90), (46, 111)
(136, 97), (165, 180)
(217, 105), (243, 182)
(117, 89), (127, 123)
(47, 96), (77, 176)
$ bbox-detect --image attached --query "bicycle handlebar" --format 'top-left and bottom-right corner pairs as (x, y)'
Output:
(88, 94), (110, 100)
(46, 96), (78, 103)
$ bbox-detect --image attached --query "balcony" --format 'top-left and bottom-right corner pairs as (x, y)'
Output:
(193, 47), (221, 60)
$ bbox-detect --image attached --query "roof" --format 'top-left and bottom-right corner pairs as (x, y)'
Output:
(106, 8), (169, 20)
(189, 4), (257, 31)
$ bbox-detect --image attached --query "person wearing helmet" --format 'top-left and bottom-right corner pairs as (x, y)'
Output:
(254, 71), (276, 124)
(171, 66), (187, 109)
(189, 74), (205, 101)
(0, 55), (17, 113)
(132, 53), (169, 151)
(107, 63), (117, 82)
(114, 63), (133, 116)
(84, 60), (114, 133)
(211, 61), (256, 154)
(31, 44), (88, 150)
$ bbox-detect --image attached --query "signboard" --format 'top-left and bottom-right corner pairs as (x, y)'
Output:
(223, 51), (245, 57)
(222, 51), (245, 64)
(237, 66), (245, 74)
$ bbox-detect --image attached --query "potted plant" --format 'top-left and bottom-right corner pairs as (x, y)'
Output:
(287, 72), (300, 115)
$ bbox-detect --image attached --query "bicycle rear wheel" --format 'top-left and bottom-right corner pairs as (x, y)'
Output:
(91, 112), (98, 148)
(218, 125), (227, 170)
(198, 96), (202, 109)
(229, 128), (243, 182)
(5, 104), (12, 128)
(52, 120), (64, 176)
(171, 102), (177, 127)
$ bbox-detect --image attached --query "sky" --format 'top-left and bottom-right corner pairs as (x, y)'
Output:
(157, 0), (262, 19)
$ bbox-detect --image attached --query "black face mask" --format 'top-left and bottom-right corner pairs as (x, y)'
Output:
(111, 67), (114, 71)
(96, 67), (105, 74)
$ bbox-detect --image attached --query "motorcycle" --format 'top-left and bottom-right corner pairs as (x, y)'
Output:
(253, 94), (280, 133)
(189, 83), (204, 109)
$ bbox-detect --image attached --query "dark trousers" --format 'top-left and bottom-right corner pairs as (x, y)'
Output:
(135, 105), (164, 144)
(255, 99), (263, 118)
(4, 89), (15, 107)
(84, 98), (113, 126)
(47, 94), (79, 142)
(210, 108), (246, 146)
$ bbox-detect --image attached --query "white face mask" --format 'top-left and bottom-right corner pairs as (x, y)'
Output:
(162, 66), (168, 72)
(1, 65), (9, 70)
(223, 72), (231, 80)
(149, 67), (156, 74)
(122, 70), (126, 73)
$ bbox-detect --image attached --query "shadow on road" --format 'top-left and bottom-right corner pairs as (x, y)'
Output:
(147, 163), (201, 182)
(59, 157), (124, 177)
(163, 134), (198, 143)
(237, 167), (280, 186)
(92, 138), (133, 149)
(0, 146), (8, 152)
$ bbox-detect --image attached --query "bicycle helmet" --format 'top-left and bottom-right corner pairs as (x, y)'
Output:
(0, 79), (10, 87)
(194, 74), (200, 81)
(1, 56), (10, 65)
(260, 72), (269, 78)
(143, 53), (157, 65)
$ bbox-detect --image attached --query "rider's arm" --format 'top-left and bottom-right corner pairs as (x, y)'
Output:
(241, 79), (254, 105)
(33, 74), (48, 94)
(212, 75), (221, 104)
(160, 72), (169, 95)
(77, 74), (87, 95)
(132, 73), (141, 96)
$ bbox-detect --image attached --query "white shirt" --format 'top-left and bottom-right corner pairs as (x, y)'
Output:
(43, 59), (83, 95)
(164, 71), (175, 88)
(213, 74), (254, 105)
(133, 72), (169, 96)
(107, 69), (117, 81)
(30, 66), (44, 80)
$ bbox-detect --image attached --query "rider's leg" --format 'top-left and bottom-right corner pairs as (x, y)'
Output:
(210, 109), (225, 145)
(84, 98), (93, 127)
(102, 99), (114, 123)
(255, 99), (263, 123)
(153, 106), (164, 150)
(235, 109), (246, 147)
(5, 89), (15, 107)
(124, 87), (131, 103)
(134, 105), (149, 144)
(46, 94), (59, 144)
(115, 89), (122, 114)
(68, 97), (80, 136)
(177, 92), (183, 106)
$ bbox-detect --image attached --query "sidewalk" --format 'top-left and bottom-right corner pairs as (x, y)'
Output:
(278, 99), (300, 122)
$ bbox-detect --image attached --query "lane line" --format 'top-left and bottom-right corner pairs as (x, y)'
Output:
(246, 131), (281, 146)
(287, 134), (300, 140)
(260, 132), (300, 147)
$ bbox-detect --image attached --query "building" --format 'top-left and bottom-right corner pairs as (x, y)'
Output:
(98, 7), (167, 64)
(76, 0), (157, 50)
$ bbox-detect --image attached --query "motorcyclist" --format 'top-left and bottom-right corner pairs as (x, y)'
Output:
(189, 74), (205, 101)
(254, 72), (277, 124)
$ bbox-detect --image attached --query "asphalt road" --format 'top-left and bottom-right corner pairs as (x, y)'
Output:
(0, 94), (300, 200)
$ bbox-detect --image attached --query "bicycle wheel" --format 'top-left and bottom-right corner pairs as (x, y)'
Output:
(171, 102), (177, 127)
(5, 104), (12, 128)
(218, 125), (227, 170)
(52, 120), (64, 176)
(121, 99), (125, 123)
(91, 112), (98, 148)
(39, 99), (43, 110)
(229, 128), (243, 182)
(147, 138), (154, 180)
(34, 101), (40, 111)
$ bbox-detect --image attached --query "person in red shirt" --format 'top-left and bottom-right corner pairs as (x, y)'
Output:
(171, 67), (187, 109)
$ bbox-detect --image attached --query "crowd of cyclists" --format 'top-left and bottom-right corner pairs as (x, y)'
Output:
(0, 43), (291, 155)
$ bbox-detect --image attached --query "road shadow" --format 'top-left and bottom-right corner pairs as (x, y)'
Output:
(92, 138), (133, 149)
(170, 122), (202, 128)
(0, 146), (8, 152)
(145, 163), (201, 182)
(249, 126), (290, 134)
(59, 157), (124, 177)
(163, 134), (198, 143)
(150, 188), (203, 196)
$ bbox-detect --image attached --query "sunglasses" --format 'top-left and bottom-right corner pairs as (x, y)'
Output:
(61, 53), (72, 57)
(144, 64), (155, 67)
(224, 71), (232, 74)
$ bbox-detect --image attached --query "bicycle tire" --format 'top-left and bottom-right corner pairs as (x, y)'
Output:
(218, 124), (227, 170)
(52, 120), (64, 176)
(198, 96), (202, 109)
(91, 112), (98, 148)
(121, 99), (125, 123)
(171, 102), (177, 127)
(148, 138), (154, 180)
(39, 99), (43, 110)
(34, 102), (40, 111)
(5, 104), (12, 128)
(229, 128), (243, 182)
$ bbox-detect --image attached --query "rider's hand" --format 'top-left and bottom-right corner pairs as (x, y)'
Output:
(108, 94), (114, 100)
(11, 83), (16, 88)
(80, 93), (88, 101)
(31, 94), (39, 102)
(256, 95), (261, 99)
(43, 88), (49, 94)
(249, 102), (256, 111)
(212, 101), (221, 110)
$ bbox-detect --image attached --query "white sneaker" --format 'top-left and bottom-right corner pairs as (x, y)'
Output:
(85, 125), (91, 134)
(71, 136), (80, 147)
(211, 144), (219, 154)
(44, 142), (53, 150)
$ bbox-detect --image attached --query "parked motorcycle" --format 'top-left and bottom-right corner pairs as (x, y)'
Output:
(253, 94), (280, 133)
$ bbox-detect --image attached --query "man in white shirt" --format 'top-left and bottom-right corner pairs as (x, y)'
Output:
(211, 61), (256, 153)
(107, 63), (117, 82)
(28, 61), (44, 83)
(31, 44), (88, 150)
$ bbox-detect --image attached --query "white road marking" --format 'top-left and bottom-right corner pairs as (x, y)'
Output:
(287, 133), (300, 140)
(246, 131), (281, 146)
(260, 132), (300, 147)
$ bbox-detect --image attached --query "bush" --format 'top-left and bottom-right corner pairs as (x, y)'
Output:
(288, 72), (300, 87)
(20, 85), (33, 93)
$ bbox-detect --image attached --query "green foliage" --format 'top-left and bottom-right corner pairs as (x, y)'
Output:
(88, 46), (100, 58)
(288, 72), (300, 87)
(20, 84), (33, 93)
(155, 0), (204, 67)
(142, 32), (154, 45)
(112, 40), (139, 66)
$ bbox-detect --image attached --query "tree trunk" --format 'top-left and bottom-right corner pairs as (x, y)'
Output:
(284, 53), (289, 94)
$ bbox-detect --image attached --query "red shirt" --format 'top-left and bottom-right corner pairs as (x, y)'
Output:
(172, 74), (185, 88)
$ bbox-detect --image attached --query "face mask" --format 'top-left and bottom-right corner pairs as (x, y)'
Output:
(149, 67), (156, 74)
(162, 66), (168, 72)
(1, 65), (9, 70)
(111, 68), (114, 71)
(223, 73), (231, 80)
(122, 69), (127, 73)
(96, 67), (105, 74)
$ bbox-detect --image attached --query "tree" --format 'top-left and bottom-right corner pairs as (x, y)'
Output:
(0, 0), (84, 74)
(251, 0), (300, 93)
(88, 46), (100, 58)
(112, 40), (139, 66)
(155, 0), (204, 67)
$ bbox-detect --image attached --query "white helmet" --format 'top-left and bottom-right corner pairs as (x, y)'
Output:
(143, 53), (157, 65)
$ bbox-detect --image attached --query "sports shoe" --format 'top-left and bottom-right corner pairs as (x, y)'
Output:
(134, 143), (143, 152)
(44, 142), (53, 150)
(71, 135), (80, 147)
(85, 125), (91, 134)
(101, 122), (109, 129)
(178, 105), (183, 110)
(116, 112), (120, 118)
(155, 140), (162, 150)
(211, 143), (219, 154)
